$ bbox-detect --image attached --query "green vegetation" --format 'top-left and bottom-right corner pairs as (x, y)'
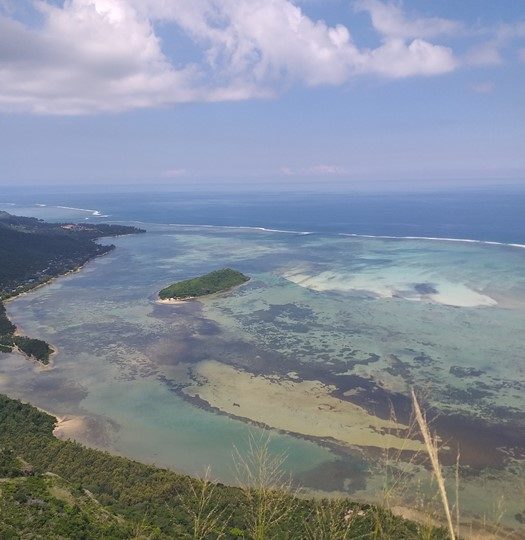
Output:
(0, 211), (144, 298)
(0, 394), (447, 539)
(0, 301), (15, 335)
(0, 300), (54, 361)
(0, 475), (134, 538)
(0, 212), (144, 364)
(159, 268), (250, 300)
(12, 336), (54, 364)
(0, 301), (53, 361)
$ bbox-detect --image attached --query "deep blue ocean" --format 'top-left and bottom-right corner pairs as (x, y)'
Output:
(1, 185), (524, 244)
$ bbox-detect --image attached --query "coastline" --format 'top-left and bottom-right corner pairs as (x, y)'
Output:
(2, 249), (112, 304)
(52, 414), (89, 441)
(31, 404), (92, 445)
(1, 249), (117, 366)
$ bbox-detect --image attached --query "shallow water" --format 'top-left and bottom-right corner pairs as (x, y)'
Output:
(1, 209), (524, 530)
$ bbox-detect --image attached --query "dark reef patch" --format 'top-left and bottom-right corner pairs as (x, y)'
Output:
(449, 366), (485, 378)
(414, 283), (438, 294)
(384, 354), (413, 381)
(413, 353), (433, 367)
(432, 414), (525, 467)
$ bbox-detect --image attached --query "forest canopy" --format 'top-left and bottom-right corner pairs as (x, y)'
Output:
(159, 268), (249, 300)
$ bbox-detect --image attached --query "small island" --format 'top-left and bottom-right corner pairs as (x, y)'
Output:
(159, 268), (249, 301)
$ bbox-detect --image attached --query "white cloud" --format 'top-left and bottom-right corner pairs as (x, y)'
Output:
(0, 0), (201, 114)
(361, 38), (457, 77)
(471, 82), (494, 94)
(0, 0), (506, 115)
(465, 20), (525, 67)
(281, 164), (347, 176)
(162, 168), (188, 178)
(354, 0), (462, 40)
(465, 43), (503, 66)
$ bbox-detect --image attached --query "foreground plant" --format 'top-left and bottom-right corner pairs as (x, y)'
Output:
(175, 466), (231, 539)
(233, 433), (300, 540)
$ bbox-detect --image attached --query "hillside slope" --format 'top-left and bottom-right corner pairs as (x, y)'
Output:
(0, 394), (446, 539)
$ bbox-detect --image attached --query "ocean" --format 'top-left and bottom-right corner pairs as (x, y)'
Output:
(1, 184), (525, 243)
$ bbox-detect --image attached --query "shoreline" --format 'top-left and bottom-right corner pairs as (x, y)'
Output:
(31, 404), (90, 443)
(1, 250), (116, 366)
(52, 414), (89, 441)
(156, 276), (251, 304)
(2, 249), (112, 304)
(156, 297), (196, 305)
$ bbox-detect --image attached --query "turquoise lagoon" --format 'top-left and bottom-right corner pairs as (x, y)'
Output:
(1, 213), (524, 530)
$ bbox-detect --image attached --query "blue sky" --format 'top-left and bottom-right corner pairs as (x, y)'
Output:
(0, 0), (524, 189)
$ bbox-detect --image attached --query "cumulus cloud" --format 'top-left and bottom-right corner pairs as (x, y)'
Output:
(361, 38), (457, 77)
(464, 20), (525, 67)
(0, 0), (515, 114)
(0, 0), (202, 113)
(465, 43), (503, 67)
(354, 0), (462, 40)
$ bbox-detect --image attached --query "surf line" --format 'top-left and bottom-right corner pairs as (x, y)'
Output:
(3, 205), (523, 250)
(1, 203), (109, 218)
(338, 233), (525, 250)
(159, 222), (525, 250)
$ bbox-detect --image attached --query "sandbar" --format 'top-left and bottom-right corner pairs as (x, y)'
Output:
(184, 360), (423, 452)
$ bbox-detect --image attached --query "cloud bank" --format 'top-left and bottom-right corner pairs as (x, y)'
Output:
(0, 0), (521, 114)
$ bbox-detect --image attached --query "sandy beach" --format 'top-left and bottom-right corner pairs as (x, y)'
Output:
(53, 415), (88, 440)
(155, 297), (194, 305)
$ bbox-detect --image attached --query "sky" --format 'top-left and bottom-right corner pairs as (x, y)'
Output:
(0, 0), (524, 189)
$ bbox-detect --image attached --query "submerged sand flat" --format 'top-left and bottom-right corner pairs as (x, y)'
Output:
(184, 360), (423, 452)
(282, 267), (497, 308)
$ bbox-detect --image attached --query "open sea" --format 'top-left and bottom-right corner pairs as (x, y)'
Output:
(0, 185), (524, 532)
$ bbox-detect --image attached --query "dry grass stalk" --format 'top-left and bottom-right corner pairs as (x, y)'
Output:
(454, 450), (460, 540)
(176, 466), (230, 540)
(233, 432), (298, 540)
(131, 515), (157, 539)
(411, 389), (456, 540)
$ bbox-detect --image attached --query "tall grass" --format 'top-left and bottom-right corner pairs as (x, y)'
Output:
(233, 433), (299, 540)
(305, 499), (370, 540)
(175, 466), (230, 539)
(371, 392), (445, 539)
